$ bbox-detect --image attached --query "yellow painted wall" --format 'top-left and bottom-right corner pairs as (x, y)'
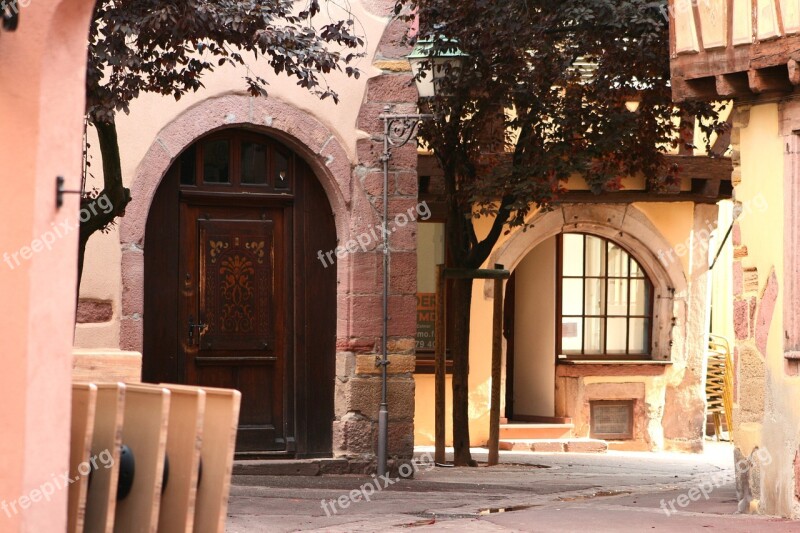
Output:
(733, 103), (800, 517)
(413, 200), (730, 447)
(513, 236), (556, 417)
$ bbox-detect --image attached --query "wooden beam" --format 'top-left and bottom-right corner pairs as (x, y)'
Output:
(788, 58), (800, 86)
(434, 265), (446, 465)
(443, 268), (511, 280)
(665, 154), (733, 182)
(672, 76), (719, 102)
(748, 65), (793, 94)
(715, 72), (752, 98)
(487, 273), (505, 467)
(558, 191), (730, 204)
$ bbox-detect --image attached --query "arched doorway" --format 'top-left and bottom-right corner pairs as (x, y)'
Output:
(507, 232), (657, 419)
(143, 129), (337, 457)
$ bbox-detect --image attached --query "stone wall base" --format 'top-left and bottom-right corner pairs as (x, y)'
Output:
(234, 457), (424, 477)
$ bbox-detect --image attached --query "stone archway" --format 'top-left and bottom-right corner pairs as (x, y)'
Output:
(119, 94), (354, 352)
(484, 203), (713, 451)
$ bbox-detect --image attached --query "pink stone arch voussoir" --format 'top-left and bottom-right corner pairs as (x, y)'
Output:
(118, 93), (354, 351)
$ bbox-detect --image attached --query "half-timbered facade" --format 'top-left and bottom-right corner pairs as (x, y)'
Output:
(671, 0), (800, 517)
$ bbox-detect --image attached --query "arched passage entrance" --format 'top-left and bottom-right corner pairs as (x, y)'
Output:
(482, 204), (707, 450)
(143, 128), (337, 456)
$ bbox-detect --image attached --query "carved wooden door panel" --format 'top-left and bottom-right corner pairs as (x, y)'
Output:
(179, 204), (287, 452)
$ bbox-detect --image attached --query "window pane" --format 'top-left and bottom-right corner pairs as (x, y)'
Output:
(562, 278), (584, 315)
(607, 242), (629, 277)
(607, 279), (629, 316)
(630, 279), (649, 316)
(241, 141), (267, 184)
(180, 145), (196, 185)
(607, 317), (627, 354)
(629, 318), (650, 354)
(203, 140), (230, 183)
(585, 235), (606, 277)
(274, 150), (290, 189)
(630, 259), (645, 278)
(584, 278), (605, 316)
(584, 318), (605, 353)
(562, 234), (584, 276)
(561, 318), (582, 354)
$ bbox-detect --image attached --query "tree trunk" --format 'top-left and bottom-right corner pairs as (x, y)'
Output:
(77, 119), (131, 293)
(450, 276), (476, 466)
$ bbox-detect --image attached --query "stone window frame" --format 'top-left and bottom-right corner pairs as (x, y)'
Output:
(485, 204), (689, 363)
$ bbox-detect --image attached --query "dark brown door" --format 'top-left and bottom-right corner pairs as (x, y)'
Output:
(179, 204), (287, 452)
(144, 129), (336, 457)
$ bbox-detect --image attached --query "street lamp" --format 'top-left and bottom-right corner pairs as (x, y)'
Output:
(376, 37), (466, 478)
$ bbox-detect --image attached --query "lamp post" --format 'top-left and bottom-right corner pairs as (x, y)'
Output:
(375, 37), (466, 478)
(376, 109), (431, 478)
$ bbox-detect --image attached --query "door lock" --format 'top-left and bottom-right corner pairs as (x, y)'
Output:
(188, 316), (208, 345)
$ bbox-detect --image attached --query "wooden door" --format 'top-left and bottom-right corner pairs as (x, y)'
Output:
(179, 204), (287, 452)
(144, 129), (336, 457)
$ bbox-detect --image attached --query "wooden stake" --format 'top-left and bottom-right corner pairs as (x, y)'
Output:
(488, 270), (504, 466)
(434, 264), (446, 465)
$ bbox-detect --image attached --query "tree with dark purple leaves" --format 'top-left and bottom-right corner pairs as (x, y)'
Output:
(80, 0), (365, 284)
(398, 0), (726, 466)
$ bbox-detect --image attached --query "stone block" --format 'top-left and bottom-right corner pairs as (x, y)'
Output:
(755, 269), (778, 355)
(349, 252), (382, 294)
(121, 250), (144, 316)
(376, 19), (414, 59)
(743, 267), (759, 294)
(333, 417), (376, 454)
(738, 344), (766, 423)
(732, 223), (742, 246)
(794, 449), (800, 502)
(319, 459), (350, 475)
(120, 316), (143, 352)
(732, 262), (743, 297)
(355, 354), (416, 375)
(340, 377), (416, 421)
(390, 252), (417, 295)
(336, 352), (356, 378)
(361, 169), (387, 198)
(387, 337), (416, 354)
(564, 439), (608, 453)
(336, 337), (378, 354)
(386, 421), (415, 456)
(734, 299), (750, 340)
(372, 59), (413, 72)
(366, 73), (418, 103)
(395, 171), (419, 196)
(76, 299), (114, 324)
(531, 441), (566, 452)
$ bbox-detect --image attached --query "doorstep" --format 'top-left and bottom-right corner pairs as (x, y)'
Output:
(497, 438), (608, 453)
(233, 457), (407, 477)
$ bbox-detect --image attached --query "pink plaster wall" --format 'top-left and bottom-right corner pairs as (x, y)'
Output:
(0, 0), (96, 530)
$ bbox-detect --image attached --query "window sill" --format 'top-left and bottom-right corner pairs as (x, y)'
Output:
(558, 359), (672, 366)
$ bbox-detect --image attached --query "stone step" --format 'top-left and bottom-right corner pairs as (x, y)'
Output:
(499, 423), (574, 440)
(498, 438), (608, 453)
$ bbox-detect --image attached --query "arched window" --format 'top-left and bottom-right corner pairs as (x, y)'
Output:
(558, 233), (654, 360)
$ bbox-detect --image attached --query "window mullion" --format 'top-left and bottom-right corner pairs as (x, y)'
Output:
(626, 261), (632, 355)
(581, 235), (586, 355)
